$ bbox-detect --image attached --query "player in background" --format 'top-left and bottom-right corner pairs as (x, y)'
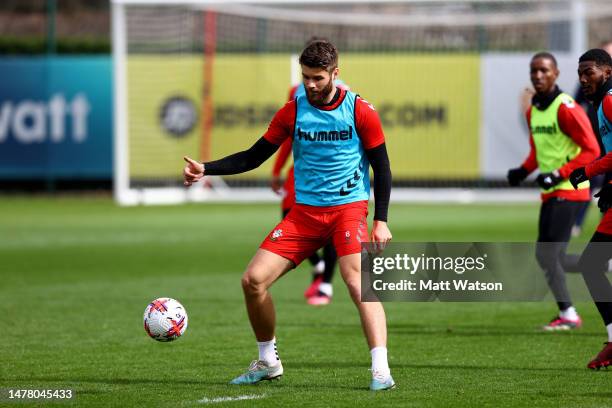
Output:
(183, 39), (395, 390)
(507, 52), (600, 331)
(571, 41), (612, 237)
(271, 79), (349, 306)
(569, 48), (612, 369)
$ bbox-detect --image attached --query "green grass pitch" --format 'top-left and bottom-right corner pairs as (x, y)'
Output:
(1, 196), (611, 407)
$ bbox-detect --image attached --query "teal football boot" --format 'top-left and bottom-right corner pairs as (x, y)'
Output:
(370, 371), (396, 391)
(229, 360), (283, 385)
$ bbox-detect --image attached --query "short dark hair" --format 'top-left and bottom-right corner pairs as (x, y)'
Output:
(531, 51), (557, 67)
(299, 39), (338, 73)
(305, 36), (329, 46)
(579, 48), (612, 67)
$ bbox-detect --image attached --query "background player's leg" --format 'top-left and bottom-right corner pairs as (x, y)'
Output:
(535, 199), (582, 329)
(578, 230), (612, 369)
(241, 248), (294, 341)
(307, 252), (323, 268)
(306, 243), (337, 305)
(322, 243), (337, 284)
(535, 241), (572, 310)
(578, 231), (612, 324)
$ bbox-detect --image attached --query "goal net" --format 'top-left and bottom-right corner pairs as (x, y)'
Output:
(112, 0), (612, 205)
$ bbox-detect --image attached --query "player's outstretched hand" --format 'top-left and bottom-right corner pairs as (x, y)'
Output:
(536, 171), (562, 189)
(569, 167), (588, 189)
(594, 183), (612, 213)
(507, 166), (528, 186)
(183, 156), (204, 186)
(371, 220), (392, 252)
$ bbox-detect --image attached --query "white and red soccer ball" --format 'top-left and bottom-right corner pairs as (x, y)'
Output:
(143, 297), (188, 342)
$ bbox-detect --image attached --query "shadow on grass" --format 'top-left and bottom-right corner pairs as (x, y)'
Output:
(395, 362), (588, 373)
(282, 321), (601, 338)
(288, 360), (588, 373)
(538, 391), (612, 399)
(6, 376), (367, 392)
(7, 377), (224, 386)
(388, 325), (602, 338)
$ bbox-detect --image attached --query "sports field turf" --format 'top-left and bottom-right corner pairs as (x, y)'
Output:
(1, 196), (611, 407)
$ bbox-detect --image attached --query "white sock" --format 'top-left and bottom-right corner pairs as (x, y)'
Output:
(257, 337), (279, 365)
(318, 282), (333, 296)
(314, 260), (325, 274)
(560, 306), (578, 321)
(607, 323), (612, 343)
(370, 346), (390, 378)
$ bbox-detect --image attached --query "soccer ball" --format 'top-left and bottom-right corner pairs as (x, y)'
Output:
(143, 297), (188, 342)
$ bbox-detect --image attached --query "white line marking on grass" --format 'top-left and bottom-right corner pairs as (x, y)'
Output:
(198, 394), (267, 404)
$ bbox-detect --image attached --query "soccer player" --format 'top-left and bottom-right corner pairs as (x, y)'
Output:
(507, 52), (600, 330)
(571, 42), (612, 237)
(183, 40), (395, 390)
(270, 78), (349, 306)
(569, 48), (612, 369)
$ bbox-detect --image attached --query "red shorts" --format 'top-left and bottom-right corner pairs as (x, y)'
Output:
(260, 201), (369, 266)
(281, 166), (295, 211)
(597, 209), (612, 235)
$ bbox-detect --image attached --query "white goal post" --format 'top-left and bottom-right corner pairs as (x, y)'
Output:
(112, 0), (609, 205)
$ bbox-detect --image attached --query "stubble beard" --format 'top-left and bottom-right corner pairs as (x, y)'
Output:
(307, 77), (334, 106)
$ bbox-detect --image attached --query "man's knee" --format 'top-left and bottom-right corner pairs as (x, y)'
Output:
(341, 266), (362, 300)
(338, 253), (363, 300)
(241, 268), (267, 297)
(345, 278), (361, 300)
